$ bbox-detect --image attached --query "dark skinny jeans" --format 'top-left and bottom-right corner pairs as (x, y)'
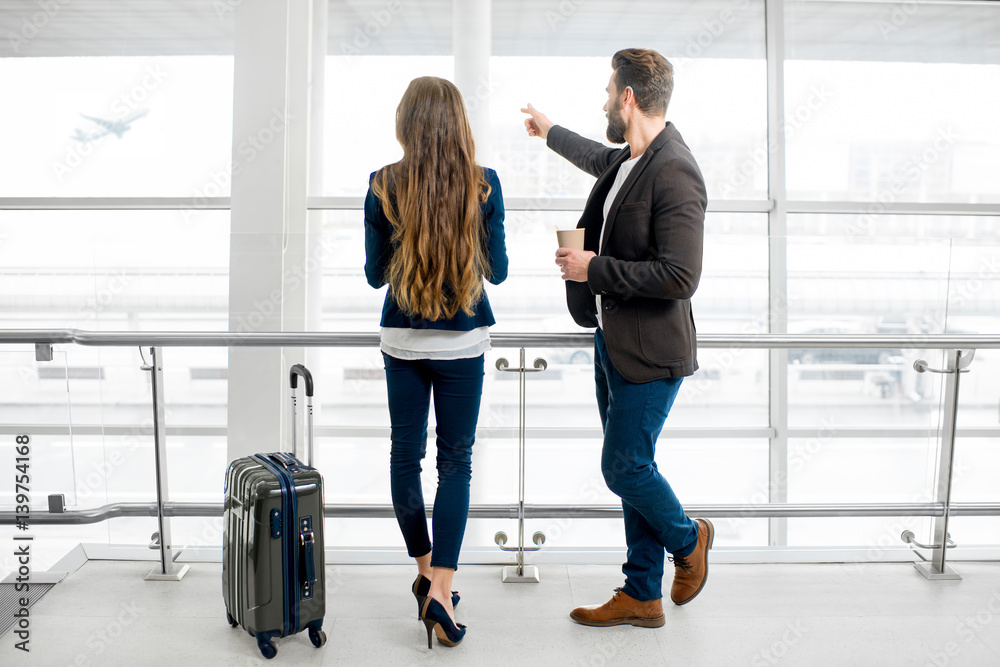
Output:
(383, 352), (484, 570)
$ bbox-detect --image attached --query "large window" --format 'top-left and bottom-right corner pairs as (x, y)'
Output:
(784, 0), (1000, 203)
(781, 0), (1000, 548)
(0, 1), (235, 566)
(311, 0), (1000, 555)
(2, 0), (999, 566)
(320, 0), (768, 201)
(0, 55), (233, 196)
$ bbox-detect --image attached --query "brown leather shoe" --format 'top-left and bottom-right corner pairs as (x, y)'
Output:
(569, 588), (665, 628)
(670, 518), (714, 605)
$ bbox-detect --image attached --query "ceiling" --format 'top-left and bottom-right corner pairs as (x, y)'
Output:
(1, 0), (997, 64)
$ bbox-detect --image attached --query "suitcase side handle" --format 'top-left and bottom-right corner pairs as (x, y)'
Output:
(289, 364), (314, 397)
(299, 515), (316, 600)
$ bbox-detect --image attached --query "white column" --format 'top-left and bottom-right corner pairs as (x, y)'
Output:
(284, 0), (311, 334)
(227, 0), (292, 460)
(765, 0), (789, 547)
(453, 0), (492, 165)
(279, 0), (325, 455)
(308, 0), (327, 346)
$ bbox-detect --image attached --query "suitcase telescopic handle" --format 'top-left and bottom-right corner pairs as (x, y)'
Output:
(289, 364), (313, 397)
(288, 364), (315, 467)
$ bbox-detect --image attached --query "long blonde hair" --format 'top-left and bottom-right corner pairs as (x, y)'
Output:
(372, 76), (491, 321)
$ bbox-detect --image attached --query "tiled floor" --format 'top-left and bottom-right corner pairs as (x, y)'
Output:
(4, 559), (1000, 666)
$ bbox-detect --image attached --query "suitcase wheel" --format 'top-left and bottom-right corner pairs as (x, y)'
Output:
(257, 639), (277, 660)
(308, 627), (327, 648)
(225, 612), (238, 628)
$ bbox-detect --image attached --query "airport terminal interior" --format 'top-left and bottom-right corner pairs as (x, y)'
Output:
(1, 0), (999, 664)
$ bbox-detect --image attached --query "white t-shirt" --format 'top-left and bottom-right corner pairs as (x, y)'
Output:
(595, 155), (641, 329)
(380, 326), (491, 360)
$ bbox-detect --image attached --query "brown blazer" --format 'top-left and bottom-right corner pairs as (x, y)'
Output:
(547, 123), (706, 383)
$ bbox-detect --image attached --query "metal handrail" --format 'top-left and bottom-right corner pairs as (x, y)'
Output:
(0, 327), (990, 579)
(1, 328), (998, 349)
(7, 500), (1000, 526)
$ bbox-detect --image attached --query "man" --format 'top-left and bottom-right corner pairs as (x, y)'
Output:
(521, 48), (712, 627)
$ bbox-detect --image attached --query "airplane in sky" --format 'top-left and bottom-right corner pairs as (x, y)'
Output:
(71, 108), (149, 142)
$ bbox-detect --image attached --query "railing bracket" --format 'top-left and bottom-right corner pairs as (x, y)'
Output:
(35, 342), (53, 362)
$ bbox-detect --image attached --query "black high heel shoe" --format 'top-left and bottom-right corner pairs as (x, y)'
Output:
(411, 574), (460, 621)
(420, 597), (466, 649)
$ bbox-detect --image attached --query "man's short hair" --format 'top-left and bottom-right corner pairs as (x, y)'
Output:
(611, 48), (673, 116)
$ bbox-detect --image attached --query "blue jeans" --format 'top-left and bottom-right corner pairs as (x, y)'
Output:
(382, 353), (484, 570)
(594, 328), (699, 601)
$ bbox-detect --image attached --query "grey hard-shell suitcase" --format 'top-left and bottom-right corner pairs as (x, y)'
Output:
(222, 364), (326, 659)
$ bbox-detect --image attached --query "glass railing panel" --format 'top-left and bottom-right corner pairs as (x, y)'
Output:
(947, 237), (1000, 546)
(949, 236), (1000, 430)
(0, 209), (230, 561)
(93, 431), (155, 548)
(786, 434), (937, 498)
(786, 230), (953, 429)
(310, 345), (391, 531)
(522, 338), (772, 549)
(165, 435), (227, 555)
(0, 349), (74, 493)
(0, 347), (87, 572)
(950, 437), (1000, 505)
(303, 344), (521, 551)
(787, 517), (934, 554)
(523, 433), (772, 549)
(947, 517), (1000, 556)
(784, 229), (951, 548)
(671, 350), (770, 427)
(3, 219), (997, 558)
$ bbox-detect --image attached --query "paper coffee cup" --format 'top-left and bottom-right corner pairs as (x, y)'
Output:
(556, 228), (586, 250)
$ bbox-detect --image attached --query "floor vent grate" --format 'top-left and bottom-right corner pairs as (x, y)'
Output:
(0, 582), (54, 638)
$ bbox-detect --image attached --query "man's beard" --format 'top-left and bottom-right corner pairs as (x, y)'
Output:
(606, 97), (627, 144)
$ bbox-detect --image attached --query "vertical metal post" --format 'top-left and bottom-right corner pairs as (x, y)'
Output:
(144, 347), (189, 581)
(765, 0), (789, 546)
(914, 349), (965, 580)
(494, 348), (545, 583)
(517, 347), (527, 576)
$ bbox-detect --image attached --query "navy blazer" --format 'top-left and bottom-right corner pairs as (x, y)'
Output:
(364, 166), (508, 330)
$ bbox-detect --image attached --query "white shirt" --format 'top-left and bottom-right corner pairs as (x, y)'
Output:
(595, 155), (641, 329)
(380, 326), (491, 360)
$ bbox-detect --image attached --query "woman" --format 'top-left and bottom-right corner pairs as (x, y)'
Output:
(364, 76), (507, 649)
